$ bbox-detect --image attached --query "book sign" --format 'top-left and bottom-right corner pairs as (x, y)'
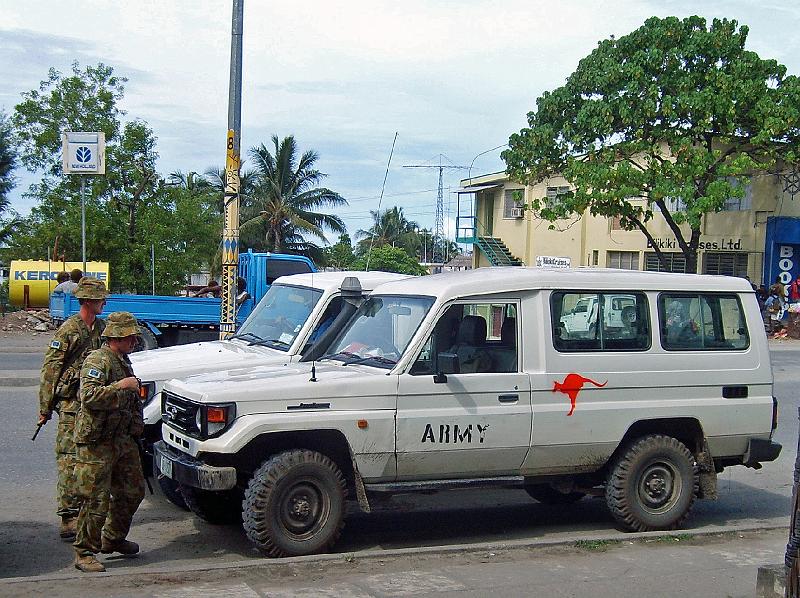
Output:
(62, 131), (105, 174)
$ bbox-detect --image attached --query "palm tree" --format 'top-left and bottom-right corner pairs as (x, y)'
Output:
(356, 206), (419, 255)
(241, 135), (347, 255)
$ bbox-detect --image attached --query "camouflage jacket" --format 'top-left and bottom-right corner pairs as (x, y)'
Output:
(38, 314), (105, 417)
(74, 346), (143, 444)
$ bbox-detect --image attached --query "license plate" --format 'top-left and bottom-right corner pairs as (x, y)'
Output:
(159, 454), (173, 479)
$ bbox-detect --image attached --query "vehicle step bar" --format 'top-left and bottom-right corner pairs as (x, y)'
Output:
(364, 476), (526, 494)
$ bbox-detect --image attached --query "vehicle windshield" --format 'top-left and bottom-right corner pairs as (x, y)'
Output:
(234, 284), (323, 351)
(323, 295), (434, 369)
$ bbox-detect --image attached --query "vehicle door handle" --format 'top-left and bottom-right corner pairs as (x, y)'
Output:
(498, 394), (519, 403)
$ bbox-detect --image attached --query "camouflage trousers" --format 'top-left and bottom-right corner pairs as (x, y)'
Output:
(55, 411), (80, 518)
(73, 436), (145, 556)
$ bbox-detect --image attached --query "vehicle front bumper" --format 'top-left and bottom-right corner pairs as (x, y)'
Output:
(153, 441), (236, 491)
(743, 438), (782, 468)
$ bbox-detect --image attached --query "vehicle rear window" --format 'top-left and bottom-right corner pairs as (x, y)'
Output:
(551, 291), (650, 352)
(658, 293), (749, 350)
(266, 259), (313, 283)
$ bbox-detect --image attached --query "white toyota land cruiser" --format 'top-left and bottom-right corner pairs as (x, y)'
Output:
(155, 267), (780, 557)
(134, 270), (408, 506)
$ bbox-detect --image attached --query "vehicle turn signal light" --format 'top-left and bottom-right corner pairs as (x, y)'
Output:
(357, 419), (368, 429)
(207, 407), (227, 423)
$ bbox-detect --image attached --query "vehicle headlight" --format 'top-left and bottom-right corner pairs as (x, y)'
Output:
(195, 403), (237, 438)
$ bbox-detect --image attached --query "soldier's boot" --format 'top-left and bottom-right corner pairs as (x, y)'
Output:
(101, 536), (139, 555)
(74, 552), (105, 573)
(59, 516), (77, 541)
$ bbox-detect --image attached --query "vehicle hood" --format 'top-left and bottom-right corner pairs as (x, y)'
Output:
(163, 360), (392, 406)
(131, 339), (284, 382)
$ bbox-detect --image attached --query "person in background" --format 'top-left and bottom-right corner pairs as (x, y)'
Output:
(53, 271), (70, 292)
(769, 276), (787, 302)
(72, 312), (146, 573)
(54, 269), (82, 294)
(38, 277), (107, 541)
(235, 277), (250, 306)
(192, 279), (221, 298)
(788, 277), (800, 305)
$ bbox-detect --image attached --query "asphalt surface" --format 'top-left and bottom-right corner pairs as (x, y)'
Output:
(0, 334), (797, 596)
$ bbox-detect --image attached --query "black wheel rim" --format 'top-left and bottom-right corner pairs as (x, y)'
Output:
(276, 477), (330, 540)
(637, 459), (681, 514)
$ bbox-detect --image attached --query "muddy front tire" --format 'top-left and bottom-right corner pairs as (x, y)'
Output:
(606, 434), (698, 532)
(243, 449), (346, 557)
(158, 476), (188, 510)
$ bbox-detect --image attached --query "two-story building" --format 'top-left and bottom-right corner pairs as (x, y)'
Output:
(456, 168), (800, 287)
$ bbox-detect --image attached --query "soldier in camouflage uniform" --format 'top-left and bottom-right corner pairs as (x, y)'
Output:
(38, 276), (108, 541)
(72, 311), (146, 573)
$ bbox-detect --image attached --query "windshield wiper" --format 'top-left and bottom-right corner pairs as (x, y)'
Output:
(229, 332), (262, 342)
(318, 351), (361, 362)
(343, 354), (397, 367)
(248, 338), (289, 348)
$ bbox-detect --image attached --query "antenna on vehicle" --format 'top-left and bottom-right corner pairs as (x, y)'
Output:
(365, 132), (398, 272)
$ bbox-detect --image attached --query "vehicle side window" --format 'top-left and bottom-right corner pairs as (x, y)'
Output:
(552, 291), (650, 352)
(659, 293), (748, 350)
(410, 302), (518, 375)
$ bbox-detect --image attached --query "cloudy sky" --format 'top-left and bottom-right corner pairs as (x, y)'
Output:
(2, 0), (799, 244)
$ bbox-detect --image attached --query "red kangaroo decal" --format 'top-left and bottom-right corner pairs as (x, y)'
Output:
(552, 373), (607, 416)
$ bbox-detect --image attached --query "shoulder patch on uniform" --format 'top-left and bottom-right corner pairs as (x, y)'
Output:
(87, 368), (102, 379)
(50, 340), (62, 350)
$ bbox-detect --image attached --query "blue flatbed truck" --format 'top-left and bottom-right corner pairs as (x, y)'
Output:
(48, 251), (316, 348)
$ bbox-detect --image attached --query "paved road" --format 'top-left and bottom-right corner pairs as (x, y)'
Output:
(0, 340), (797, 592)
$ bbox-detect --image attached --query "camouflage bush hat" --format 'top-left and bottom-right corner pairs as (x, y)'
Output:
(74, 276), (108, 299)
(103, 311), (141, 338)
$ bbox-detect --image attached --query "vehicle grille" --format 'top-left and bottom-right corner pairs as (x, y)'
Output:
(162, 391), (200, 438)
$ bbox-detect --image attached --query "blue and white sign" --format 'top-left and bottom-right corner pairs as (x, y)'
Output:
(61, 131), (105, 174)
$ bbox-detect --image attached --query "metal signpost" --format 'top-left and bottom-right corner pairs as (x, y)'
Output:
(220, 0), (244, 339)
(61, 131), (106, 272)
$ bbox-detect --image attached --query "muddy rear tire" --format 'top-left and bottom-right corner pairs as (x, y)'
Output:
(606, 434), (698, 532)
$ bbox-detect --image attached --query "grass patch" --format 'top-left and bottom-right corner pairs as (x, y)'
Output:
(647, 534), (693, 544)
(575, 539), (621, 552)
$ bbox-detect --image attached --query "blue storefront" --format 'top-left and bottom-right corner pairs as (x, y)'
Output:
(764, 217), (800, 288)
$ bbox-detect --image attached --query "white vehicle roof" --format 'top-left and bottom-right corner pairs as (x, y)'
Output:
(274, 270), (410, 292)
(370, 267), (753, 303)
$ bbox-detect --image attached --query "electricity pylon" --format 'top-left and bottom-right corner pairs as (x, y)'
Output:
(403, 155), (468, 264)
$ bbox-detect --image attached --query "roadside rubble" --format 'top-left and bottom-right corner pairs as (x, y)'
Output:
(0, 309), (54, 334)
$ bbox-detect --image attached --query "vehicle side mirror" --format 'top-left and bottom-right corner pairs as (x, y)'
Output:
(434, 352), (459, 383)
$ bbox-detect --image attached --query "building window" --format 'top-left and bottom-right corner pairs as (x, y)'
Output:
(723, 177), (752, 211)
(702, 252), (748, 277)
(545, 186), (571, 210)
(664, 197), (687, 212)
(645, 252), (687, 273)
(607, 251), (639, 270)
(503, 189), (524, 218)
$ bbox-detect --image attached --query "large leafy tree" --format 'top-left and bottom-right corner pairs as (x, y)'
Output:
(240, 135), (347, 258)
(0, 112), (19, 247)
(356, 206), (419, 255)
(503, 16), (800, 273)
(8, 62), (220, 292)
(352, 245), (428, 275)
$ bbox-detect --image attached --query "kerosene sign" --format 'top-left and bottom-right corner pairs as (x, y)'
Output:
(647, 237), (743, 250)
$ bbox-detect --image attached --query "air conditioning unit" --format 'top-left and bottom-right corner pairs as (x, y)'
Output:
(511, 207), (524, 219)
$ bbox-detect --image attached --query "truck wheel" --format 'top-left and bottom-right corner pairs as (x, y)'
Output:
(135, 328), (159, 351)
(525, 484), (585, 505)
(243, 449), (346, 557)
(181, 485), (242, 524)
(606, 434), (698, 532)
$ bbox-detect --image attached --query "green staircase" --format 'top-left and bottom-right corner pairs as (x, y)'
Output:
(476, 236), (523, 266)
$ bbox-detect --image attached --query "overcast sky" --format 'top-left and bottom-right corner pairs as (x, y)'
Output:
(2, 0), (799, 244)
